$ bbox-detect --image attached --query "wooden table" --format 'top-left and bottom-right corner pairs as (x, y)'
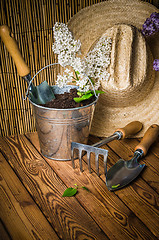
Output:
(0, 132), (159, 240)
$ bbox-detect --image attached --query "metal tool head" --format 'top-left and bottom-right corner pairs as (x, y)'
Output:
(106, 157), (145, 191)
(28, 80), (55, 105)
(71, 142), (108, 176)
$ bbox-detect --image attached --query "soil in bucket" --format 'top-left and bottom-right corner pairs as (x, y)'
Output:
(40, 88), (96, 109)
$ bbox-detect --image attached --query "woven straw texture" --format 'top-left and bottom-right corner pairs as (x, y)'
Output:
(0, 0), (159, 137)
(68, 0), (159, 137)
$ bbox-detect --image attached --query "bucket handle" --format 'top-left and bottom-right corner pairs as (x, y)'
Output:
(23, 63), (98, 100)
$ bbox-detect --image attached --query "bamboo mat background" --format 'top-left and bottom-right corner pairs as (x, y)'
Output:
(0, 0), (159, 137)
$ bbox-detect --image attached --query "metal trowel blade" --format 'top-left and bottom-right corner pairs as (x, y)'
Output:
(29, 80), (55, 104)
(106, 159), (145, 191)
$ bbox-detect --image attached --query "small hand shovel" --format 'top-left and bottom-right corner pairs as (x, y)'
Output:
(71, 121), (143, 175)
(0, 25), (55, 105)
(106, 124), (159, 191)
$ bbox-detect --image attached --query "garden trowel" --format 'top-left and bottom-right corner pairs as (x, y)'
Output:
(106, 124), (159, 191)
(0, 25), (55, 104)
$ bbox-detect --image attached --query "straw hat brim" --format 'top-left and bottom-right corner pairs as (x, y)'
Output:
(68, 0), (159, 137)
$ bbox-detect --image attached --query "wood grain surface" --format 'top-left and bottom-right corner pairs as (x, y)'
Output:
(0, 132), (158, 239)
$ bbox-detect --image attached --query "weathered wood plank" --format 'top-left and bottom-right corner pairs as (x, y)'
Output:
(0, 152), (60, 240)
(0, 135), (109, 240)
(26, 132), (158, 239)
(0, 219), (11, 240)
(114, 178), (159, 238)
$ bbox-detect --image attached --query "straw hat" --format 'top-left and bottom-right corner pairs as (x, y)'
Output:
(68, 0), (159, 137)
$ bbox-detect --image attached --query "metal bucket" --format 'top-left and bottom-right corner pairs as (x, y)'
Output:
(30, 85), (98, 160)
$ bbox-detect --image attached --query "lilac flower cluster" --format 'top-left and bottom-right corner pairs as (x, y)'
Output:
(142, 12), (159, 36)
(52, 22), (112, 92)
(153, 59), (159, 71)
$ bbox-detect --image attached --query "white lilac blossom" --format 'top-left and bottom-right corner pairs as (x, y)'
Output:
(52, 22), (112, 94)
(84, 37), (112, 89)
(56, 68), (74, 88)
(52, 22), (81, 67)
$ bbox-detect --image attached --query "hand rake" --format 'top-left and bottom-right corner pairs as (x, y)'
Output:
(71, 121), (143, 176)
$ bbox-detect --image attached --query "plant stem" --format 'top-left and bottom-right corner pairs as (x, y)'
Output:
(75, 71), (79, 81)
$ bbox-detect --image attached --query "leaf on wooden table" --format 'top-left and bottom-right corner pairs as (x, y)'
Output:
(62, 185), (90, 197)
(62, 187), (77, 197)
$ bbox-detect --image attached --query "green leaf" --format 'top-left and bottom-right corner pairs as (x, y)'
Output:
(111, 184), (120, 189)
(95, 90), (105, 94)
(81, 186), (90, 191)
(75, 71), (80, 80)
(77, 90), (92, 96)
(73, 97), (82, 103)
(82, 93), (93, 99)
(77, 91), (83, 96)
(85, 90), (92, 94)
(74, 93), (93, 103)
(62, 187), (77, 197)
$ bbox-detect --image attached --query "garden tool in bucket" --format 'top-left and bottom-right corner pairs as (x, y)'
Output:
(71, 121), (143, 176)
(0, 25), (55, 104)
(106, 124), (159, 191)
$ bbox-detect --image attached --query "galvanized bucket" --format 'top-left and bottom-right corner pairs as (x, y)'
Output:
(27, 64), (98, 160)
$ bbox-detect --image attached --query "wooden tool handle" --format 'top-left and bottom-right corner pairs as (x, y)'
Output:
(0, 25), (30, 77)
(116, 121), (143, 139)
(135, 124), (159, 156)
